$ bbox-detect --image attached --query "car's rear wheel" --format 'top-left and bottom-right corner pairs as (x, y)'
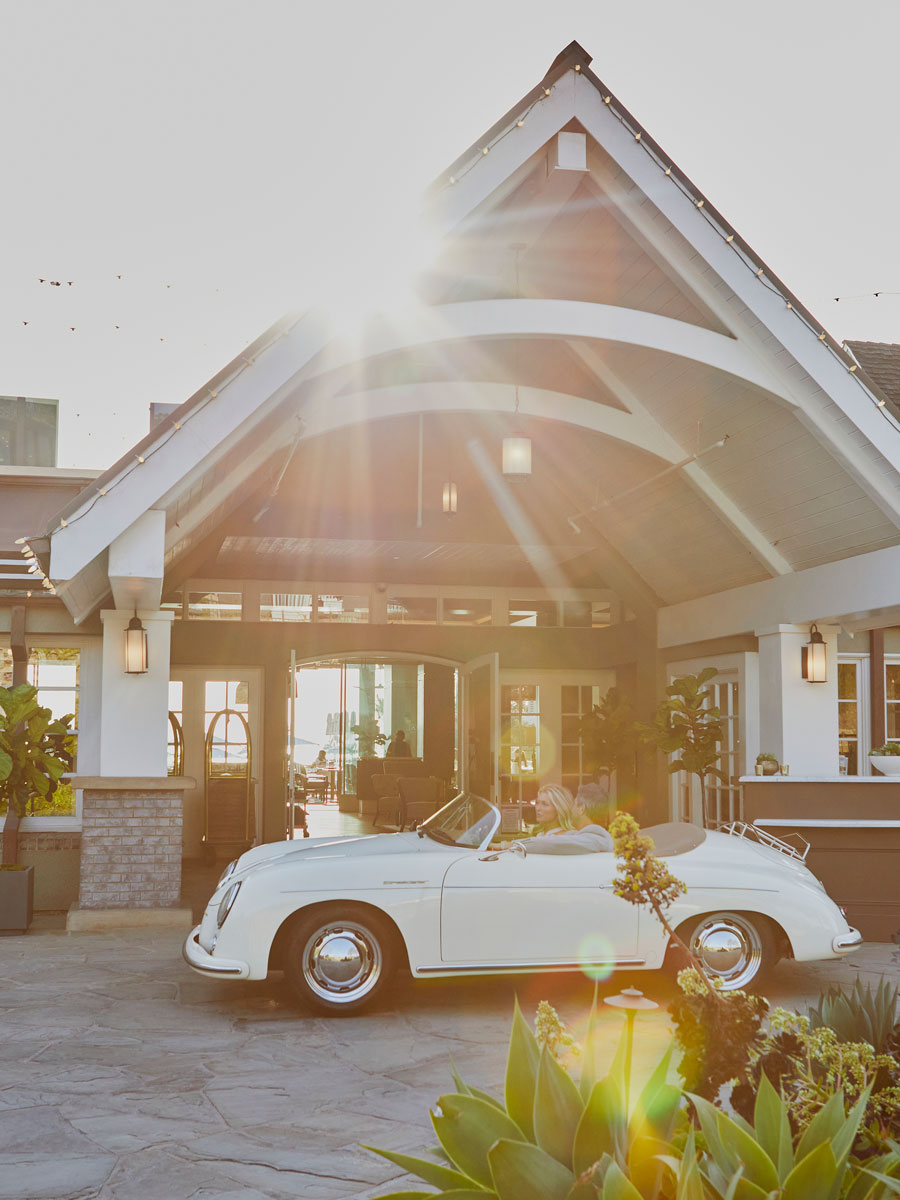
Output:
(678, 911), (776, 991)
(283, 907), (395, 1014)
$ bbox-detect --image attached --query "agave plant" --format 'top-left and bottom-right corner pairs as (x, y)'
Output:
(366, 1001), (900, 1200)
(679, 1075), (900, 1200)
(366, 996), (683, 1200)
(808, 980), (900, 1055)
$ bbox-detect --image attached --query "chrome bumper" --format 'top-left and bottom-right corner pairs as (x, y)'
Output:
(182, 926), (249, 978)
(832, 927), (863, 954)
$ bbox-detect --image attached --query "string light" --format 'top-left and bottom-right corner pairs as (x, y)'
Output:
(14, 537), (26, 545)
(136, 454), (145, 463)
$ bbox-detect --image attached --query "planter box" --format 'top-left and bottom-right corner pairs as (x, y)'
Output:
(0, 865), (34, 935)
(869, 756), (900, 776)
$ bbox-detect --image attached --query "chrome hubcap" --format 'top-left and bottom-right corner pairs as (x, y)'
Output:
(302, 922), (383, 1003)
(690, 916), (762, 990)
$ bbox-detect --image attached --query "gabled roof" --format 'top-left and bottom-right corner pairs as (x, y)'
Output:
(846, 342), (900, 420)
(42, 42), (900, 630)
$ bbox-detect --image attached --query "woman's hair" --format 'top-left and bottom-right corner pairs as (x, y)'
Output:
(536, 784), (583, 830)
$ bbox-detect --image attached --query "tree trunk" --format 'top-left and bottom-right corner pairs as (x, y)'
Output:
(1, 808), (20, 867)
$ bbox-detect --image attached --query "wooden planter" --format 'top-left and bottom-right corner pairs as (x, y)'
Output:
(0, 865), (34, 935)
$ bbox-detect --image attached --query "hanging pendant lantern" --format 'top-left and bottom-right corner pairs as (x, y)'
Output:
(502, 437), (531, 480)
(442, 480), (458, 515)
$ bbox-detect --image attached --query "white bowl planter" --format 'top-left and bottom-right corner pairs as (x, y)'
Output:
(869, 755), (900, 775)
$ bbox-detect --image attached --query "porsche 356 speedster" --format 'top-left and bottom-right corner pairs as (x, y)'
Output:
(183, 792), (862, 1013)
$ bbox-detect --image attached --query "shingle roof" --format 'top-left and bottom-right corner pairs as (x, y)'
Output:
(845, 341), (900, 421)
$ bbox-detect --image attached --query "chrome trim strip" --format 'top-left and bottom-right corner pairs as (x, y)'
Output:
(416, 957), (646, 974)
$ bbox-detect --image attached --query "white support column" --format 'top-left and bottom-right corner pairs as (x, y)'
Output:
(757, 623), (840, 775)
(99, 610), (174, 777)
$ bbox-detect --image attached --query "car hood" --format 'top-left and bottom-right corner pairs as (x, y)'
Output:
(229, 832), (426, 877)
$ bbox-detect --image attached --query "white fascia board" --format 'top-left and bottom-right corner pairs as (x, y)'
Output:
(298, 299), (789, 403)
(427, 74), (578, 238)
(571, 73), (900, 516)
(658, 541), (900, 647)
(49, 311), (330, 583)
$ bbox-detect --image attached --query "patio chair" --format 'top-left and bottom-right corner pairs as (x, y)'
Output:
(398, 776), (444, 830)
(372, 774), (402, 827)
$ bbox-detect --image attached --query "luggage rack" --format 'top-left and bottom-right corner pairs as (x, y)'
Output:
(720, 821), (810, 862)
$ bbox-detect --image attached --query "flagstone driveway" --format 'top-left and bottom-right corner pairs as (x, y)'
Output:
(1, 924), (898, 1200)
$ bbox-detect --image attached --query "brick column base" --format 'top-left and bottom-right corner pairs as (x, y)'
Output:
(67, 776), (195, 931)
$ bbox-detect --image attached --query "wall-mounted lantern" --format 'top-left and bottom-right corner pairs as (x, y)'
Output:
(502, 437), (531, 480)
(124, 614), (148, 674)
(801, 623), (826, 683)
(442, 480), (458, 515)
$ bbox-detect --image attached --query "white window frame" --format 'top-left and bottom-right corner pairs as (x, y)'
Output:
(838, 653), (870, 776)
(3, 634), (101, 833)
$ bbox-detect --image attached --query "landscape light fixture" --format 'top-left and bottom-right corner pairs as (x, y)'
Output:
(124, 614), (148, 674)
(801, 623), (827, 683)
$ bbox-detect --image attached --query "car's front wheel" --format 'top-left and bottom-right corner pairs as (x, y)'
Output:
(283, 907), (395, 1014)
(678, 911), (776, 991)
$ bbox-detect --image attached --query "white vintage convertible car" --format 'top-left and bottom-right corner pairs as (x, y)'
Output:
(183, 792), (862, 1013)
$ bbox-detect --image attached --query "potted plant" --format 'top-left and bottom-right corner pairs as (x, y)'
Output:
(756, 752), (780, 776)
(643, 667), (727, 826)
(577, 686), (642, 807)
(869, 743), (900, 776)
(0, 683), (75, 934)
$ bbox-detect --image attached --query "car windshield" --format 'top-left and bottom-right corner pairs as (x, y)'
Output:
(418, 792), (499, 849)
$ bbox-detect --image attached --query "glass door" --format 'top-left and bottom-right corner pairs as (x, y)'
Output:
(460, 652), (500, 803)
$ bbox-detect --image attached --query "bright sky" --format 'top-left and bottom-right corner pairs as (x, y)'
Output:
(3, 0), (900, 469)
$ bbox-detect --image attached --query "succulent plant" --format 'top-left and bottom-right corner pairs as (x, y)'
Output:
(366, 995), (681, 1199)
(808, 979), (900, 1055)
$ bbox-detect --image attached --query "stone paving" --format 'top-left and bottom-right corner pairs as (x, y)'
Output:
(2, 919), (899, 1200)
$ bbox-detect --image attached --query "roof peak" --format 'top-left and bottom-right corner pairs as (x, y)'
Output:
(542, 41), (593, 81)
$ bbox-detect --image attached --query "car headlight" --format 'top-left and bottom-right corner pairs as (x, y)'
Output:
(217, 881), (241, 928)
(217, 859), (238, 889)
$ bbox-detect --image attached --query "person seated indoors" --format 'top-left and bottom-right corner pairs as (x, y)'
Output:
(496, 784), (613, 854)
(386, 729), (413, 758)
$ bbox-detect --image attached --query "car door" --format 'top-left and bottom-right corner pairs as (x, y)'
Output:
(440, 846), (641, 966)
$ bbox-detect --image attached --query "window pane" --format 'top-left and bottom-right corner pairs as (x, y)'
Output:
(561, 685), (579, 714)
(387, 597), (437, 625)
(316, 594), (369, 623)
(887, 665), (900, 702)
(0, 649), (13, 689)
(887, 707), (900, 739)
(161, 592), (183, 620)
(838, 701), (857, 737)
(838, 661), (857, 701)
(188, 591), (242, 620)
(442, 599), (492, 625)
(260, 593), (312, 622)
(509, 600), (557, 627)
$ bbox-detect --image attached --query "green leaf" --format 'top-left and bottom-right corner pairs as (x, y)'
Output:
(717, 1111), (779, 1193)
(0, 747), (11, 781)
(505, 997), (540, 1141)
(533, 1045), (584, 1166)
(579, 984), (602, 1102)
(860, 1169), (900, 1197)
(780, 1141), (838, 1200)
(432, 1094), (525, 1189)
(364, 1145), (480, 1191)
(794, 1091), (846, 1165)
(599, 1160), (643, 1200)
(487, 1138), (573, 1200)
(753, 1073), (793, 1181)
(367, 1192), (437, 1199)
(573, 1075), (625, 1176)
